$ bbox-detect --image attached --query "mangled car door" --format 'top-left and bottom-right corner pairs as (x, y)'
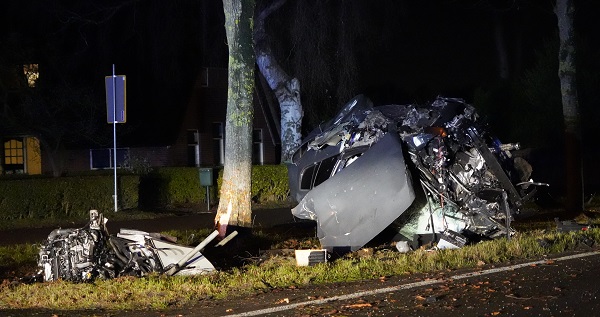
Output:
(292, 132), (415, 252)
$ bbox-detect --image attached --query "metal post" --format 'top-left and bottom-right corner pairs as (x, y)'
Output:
(206, 186), (210, 210)
(502, 191), (510, 240)
(165, 230), (219, 276)
(112, 64), (118, 212)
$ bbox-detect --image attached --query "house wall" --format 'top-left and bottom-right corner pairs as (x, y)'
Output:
(252, 91), (280, 164)
(25, 137), (41, 175)
(198, 69), (228, 166)
(35, 67), (282, 175)
(44, 146), (171, 175)
(52, 149), (89, 174)
(168, 68), (227, 167)
(172, 67), (281, 168)
(129, 147), (170, 167)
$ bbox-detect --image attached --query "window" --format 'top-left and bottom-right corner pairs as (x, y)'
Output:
(299, 155), (338, 190)
(3, 138), (25, 174)
(313, 156), (337, 187)
(212, 122), (224, 165)
(23, 64), (39, 88)
(187, 129), (199, 144)
(200, 68), (209, 87)
(90, 148), (129, 170)
(252, 129), (264, 165)
(187, 129), (200, 167)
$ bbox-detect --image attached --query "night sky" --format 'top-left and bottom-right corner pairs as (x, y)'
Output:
(1, 0), (598, 147)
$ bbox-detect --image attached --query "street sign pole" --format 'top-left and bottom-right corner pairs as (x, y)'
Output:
(105, 66), (126, 212)
(112, 64), (118, 212)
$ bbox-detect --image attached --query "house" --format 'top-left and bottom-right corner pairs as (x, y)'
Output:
(167, 67), (281, 168)
(1, 64), (282, 176)
(0, 63), (43, 175)
(1, 0), (281, 175)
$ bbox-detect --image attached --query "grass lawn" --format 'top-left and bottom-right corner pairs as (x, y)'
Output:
(1, 206), (599, 310)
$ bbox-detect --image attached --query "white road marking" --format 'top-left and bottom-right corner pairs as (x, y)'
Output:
(226, 251), (599, 316)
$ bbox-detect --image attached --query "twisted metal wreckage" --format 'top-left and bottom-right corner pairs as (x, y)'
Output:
(288, 95), (547, 253)
(36, 210), (237, 282)
(34, 94), (546, 282)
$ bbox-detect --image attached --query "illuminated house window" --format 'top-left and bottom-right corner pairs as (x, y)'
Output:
(23, 64), (39, 88)
(4, 138), (25, 174)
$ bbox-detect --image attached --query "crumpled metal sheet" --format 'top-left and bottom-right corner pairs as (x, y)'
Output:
(36, 211), (216, 282)
(292, 133), (415, 252)
(288, 94), (541, 252)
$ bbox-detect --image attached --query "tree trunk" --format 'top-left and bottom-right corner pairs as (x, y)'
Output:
(254, 0), (303, 162)
(215, 0), (256, 237)
(555, 0), (584, 213)
(493, 12), (510, 80)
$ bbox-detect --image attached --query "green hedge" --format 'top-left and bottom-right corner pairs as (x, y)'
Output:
(139, 167), (207, 208)
(140, 165), (289, 208)
(0, 165), (289, 219)
(239, 164), (289, 202)
(0, 175), (139, 220)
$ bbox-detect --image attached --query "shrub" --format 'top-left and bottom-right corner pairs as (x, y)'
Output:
(0, 165), (290, 219)
(0, 175), (139, 220)
(249, 165), (289, 202)
(139, 167), (206, 209)
(216, 165), (290, 202)
(141, 165), (289, 209)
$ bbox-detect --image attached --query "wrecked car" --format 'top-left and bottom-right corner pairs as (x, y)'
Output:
(288, 95), (545, 253)
(36, 210), (220, 282)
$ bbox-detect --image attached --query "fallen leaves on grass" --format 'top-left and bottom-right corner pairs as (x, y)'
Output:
(415, 295), (426, 301)
(344, 303), (373, 309)
(275, 298), (290, 304)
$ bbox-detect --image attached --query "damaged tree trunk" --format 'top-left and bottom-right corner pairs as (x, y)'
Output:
(215, 0), (256, 237)
(555, 0), (584, 213)
(254, 0), (303, 162)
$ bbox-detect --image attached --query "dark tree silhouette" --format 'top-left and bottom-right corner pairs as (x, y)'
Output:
(555, 0), (583, 213)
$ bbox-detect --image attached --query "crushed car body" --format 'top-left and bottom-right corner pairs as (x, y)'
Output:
(289, 95), (543, 252)
(37, 210), (217, 282)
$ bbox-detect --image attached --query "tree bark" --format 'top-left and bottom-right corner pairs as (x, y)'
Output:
(493, 12), (510, 80)
(215, 0), (256, 237)
(555, 0), (583, 213)
(254, 0), (303, 162)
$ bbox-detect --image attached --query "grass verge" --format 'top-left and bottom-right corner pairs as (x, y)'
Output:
(0, 226), (598, 311)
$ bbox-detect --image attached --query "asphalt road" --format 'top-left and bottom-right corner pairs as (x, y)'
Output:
(173, 250), (600, 317)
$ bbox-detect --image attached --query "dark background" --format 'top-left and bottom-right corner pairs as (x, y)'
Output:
(1, 0), (599, 190)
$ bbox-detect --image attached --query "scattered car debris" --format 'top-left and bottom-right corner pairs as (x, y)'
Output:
(436, 229), (468, 250)
(288, 95), (546, 253)
(395, 241), (411, 253)
(554, 217), (591, 232)
(36, 210), (232, 282)
(294, 249), (328, 266)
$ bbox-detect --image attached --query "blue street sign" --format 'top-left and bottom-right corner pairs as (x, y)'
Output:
(105, 75), (126, 123)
